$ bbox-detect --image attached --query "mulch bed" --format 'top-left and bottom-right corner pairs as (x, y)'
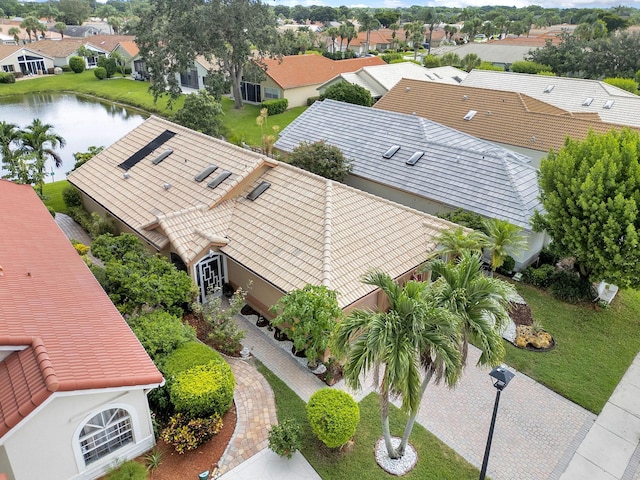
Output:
(508, 302), (534, 326)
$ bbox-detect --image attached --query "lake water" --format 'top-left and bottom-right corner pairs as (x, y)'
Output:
(0, 93), (147, 182)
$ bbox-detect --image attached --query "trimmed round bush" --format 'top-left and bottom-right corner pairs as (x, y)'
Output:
(69, 55), (85, 73)
(94, 66), (107, 80)
(306, 388), (359, 448)
(163, 341), (222, 378)
(169, 360), (235, 419)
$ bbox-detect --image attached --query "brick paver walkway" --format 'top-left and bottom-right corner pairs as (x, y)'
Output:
(216, 357), (278, 476)
(54, 213), (103, 265)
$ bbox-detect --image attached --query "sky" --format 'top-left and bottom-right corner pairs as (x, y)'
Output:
(272, 0), (640, 10)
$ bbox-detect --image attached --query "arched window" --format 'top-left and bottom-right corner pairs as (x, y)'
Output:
(78, 408), (134, 465)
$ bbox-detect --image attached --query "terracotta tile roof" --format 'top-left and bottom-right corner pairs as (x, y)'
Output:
(117, 40), (139, 57)
(374, 79), (640, 154)
(262, 54), (385, 89)
(28, 38), (85, 58)
(67, 117), (455, 308)
(85, 34), (135, 53)
(0, 181), (162, 439)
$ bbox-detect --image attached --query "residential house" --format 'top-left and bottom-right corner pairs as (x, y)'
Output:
(0, 33), (16, 45)
(0, 181), (163, 480)
(461, 69), (640, 128)
(56, 25), (102, 38)
(0, 44), (54, 75)
(67, 116), (456, 316)
(275, 99), (544, 269)
(177, 56), (216, 92)
(29, 38), (87, 68)
(238, 54), (385, 107)
(318, 63), (467, 99)
(374, 78), (640, 166)
(111, 39), (142, 75)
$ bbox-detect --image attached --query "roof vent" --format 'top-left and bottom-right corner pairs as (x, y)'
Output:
(405, 86), (410, 92)
(382, 145), (401, 159)
(543, 85), (554, 93)
(433, 72), (442, 79)
(603, 100), (615, 109)
(453, 75), (462, 83)
(207, 170), (232, 189)
(582, 97), (594, 106)
(463, 110), (477, 121)
(463, 95), (468, 100)
(163, 182), (171, 190)
(247, 181), (271, 201)
(152, 149), (173, 165)
(123, 172), (130, 179)
(406, 151), (424, 166)
(194, 164), (218, 182)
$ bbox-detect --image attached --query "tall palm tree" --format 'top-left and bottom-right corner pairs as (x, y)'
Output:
(19, 119), (66, 196)
(482, 218), (528, 272)
(344, 22), (357, 51)
(426, 251), (515, 366)
(326, 26), (339, 53)
(8, 26), (20, 44)
(358, 10), (380, 55)
(333, 271), (461, 460)
(20, 16), (40, 43)
(425, 226), (488, 263)
(0, 121), (21, 166)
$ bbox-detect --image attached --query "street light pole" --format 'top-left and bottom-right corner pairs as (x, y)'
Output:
(479, 366), (515, 480)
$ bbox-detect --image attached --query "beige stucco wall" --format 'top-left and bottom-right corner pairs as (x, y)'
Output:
(282, 84), (320, 108)
(0, 48), (54, 73)
(0, 388), (155, 480)
(226, 256), (285, 319)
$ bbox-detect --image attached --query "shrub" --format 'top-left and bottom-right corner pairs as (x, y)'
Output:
(98, 56), (118, 77)
(422, 54), (440, 67)
(91, 233), (146, 263)
(549, 270), (593, 303)
(72, 241), (90, 256)
(510, 61), (552, 74)
(478, 61), (504, 71)
(89, 212), (116, 237)
(537, 246), (560, 266)
(47, 206), (56, 217)
(62, 185), (83, 208)
(94, 67), (107, 80)
(261, 98), (288, 115)
(106, 460), (147, 480)
(320, 81), (373, 107)
(69, 56), (85, 73)
(66, 205), (93, 232)
(522, 264), (555, 288)
(169, 360), (235, 419)
(287, 140), (352, 182)
(129, 311), (196, 365)
(268, 419), (302, 458)
(496, 255), (516, 275)
(161, 413), (223, 454)
(307, 96), (320, 106)
(0, 72), (16, 84)
(381, 52), (403, 63)
(306, 388), (359, 448)
(437, 208), (488, 234)
(603, 77), (639, 95)
(163, 341), (222, 378)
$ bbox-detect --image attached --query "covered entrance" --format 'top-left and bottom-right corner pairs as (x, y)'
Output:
(194, 252), (226, 302)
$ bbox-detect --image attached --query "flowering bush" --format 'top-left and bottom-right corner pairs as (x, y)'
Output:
(161, 413), (223, 454)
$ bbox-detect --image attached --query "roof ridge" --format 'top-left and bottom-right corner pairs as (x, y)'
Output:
(322, 180), (332, 287)
(31, 337), (59, 393)
(500, 156), (532, 229)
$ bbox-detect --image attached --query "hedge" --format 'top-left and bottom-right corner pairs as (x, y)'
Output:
(0, 72), (16, 84)
(306, 388), (360, 448)
(261, 98), (288, 115)
(94, 67), (107, 80)
(128, 311), (196, 365)
(163, 341), (223, 378)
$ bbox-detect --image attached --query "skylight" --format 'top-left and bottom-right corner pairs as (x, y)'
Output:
(194, 164), (218, 182)
(582, 97), (594, 106)
(382, 145), (401, 159)
(603, 100), (615, 109)
(543, 85), (554, 93)
(118, 130), (176, 170)
(453, 76), (462, 83)
(207, 170), (231, 189)
(247, 181), (271, 201)
(406, 151), (424, 166)
(151, 149), (173, 165)
(463, 110), (477, 121)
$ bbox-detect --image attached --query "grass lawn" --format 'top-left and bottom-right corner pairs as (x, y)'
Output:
(256, 361), (478, 480)
(506, 283), (640, 414)
(1, 72), (306, 147)
(42, 180), (70, 213)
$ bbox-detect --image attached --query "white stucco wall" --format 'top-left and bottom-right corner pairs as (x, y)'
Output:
(0, 388), (155, 480)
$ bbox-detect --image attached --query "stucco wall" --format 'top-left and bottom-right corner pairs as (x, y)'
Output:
(1, 49), (54, 73)
(283, 85), (320, 108)
(1, 389), (155, 480)
(226, 256), (284, 319)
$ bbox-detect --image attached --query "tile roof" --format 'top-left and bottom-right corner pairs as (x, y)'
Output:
(462, 70), (640, 128)
(261, 54), (386, 89)
(0, 181), (162, 439)
(85, 35), (135, 53)
(436, 43), (533, 64)
(67, 116), (455, 308)
(28, 38), (85, 58)
(117, 40), (139, 57)
(374, 78), (640, 154)
(276, 99), (540, 230)
(0, 44), (20, 61)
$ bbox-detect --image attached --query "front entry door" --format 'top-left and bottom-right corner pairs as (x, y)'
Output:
(195, 253), (225, 302)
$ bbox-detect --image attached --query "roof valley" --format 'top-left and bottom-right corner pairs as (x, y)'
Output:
(322, 180), (333, 287)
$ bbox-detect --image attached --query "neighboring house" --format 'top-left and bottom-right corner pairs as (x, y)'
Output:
(29, 38), (87, 68)
(0, 181), (163, 480)
(325, 28), (414, 55)
(0, 33), (16, 45)
(56, 25), (102, 38)
(275, 99), (545, 268)
(319, 63), (467, 99)
(67, 116), (456, 316)
(111, 39), (140, 74)
(238, 54), (385, 107)
(374, 78), (640, 167)
(436, 43), (533, 70)
(0, 44), (54, 75)
(462, 69), (640, 128)
(176, 56), (216, 92)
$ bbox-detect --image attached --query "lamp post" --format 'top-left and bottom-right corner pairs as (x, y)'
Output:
(479, 365), (515, 480)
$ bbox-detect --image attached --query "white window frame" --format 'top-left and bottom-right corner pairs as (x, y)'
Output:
(263, 87), (280, 99)
(79, 407), (134, 465)
(2, 65), (15, 73)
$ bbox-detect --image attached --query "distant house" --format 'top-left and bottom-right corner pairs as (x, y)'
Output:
(67, 116), (455, 316)
(176, 56), (216, 92)
(374, 78), (640, 166)
(57, 25), (102, 38)
(0, 181), (163, 480)
(111, 39), (141, 75)
(29, 35), (134, 69)
(237, 54), (386, 107)
(0, 33), (17, 45)
(275, 99), (545, 269)
(436, 43), (533, 70)
(462, 69), (640, 128)
(0, 44), (54, 75)
(319, 63), (467, 99)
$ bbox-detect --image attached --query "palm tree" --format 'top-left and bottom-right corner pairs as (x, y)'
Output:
(426, 251), (516, 367)
(389, 22), (399, 49)
(19, 119), (66, 196)
(422, 7), (441, 54)
(482, 218), (527, 272)
(344, 22), (357, 51)
(425, 226), (488, 263)
(461, 53), (482, 72)
(0, 121), (20, 166)
(20, 16), (40, 43)
(8, 26), (20, 44)
(54, 22), (66, 39)
(326, 26), (339, 54)
(358, 10), (380, 55)
(333, 270), (461, 460)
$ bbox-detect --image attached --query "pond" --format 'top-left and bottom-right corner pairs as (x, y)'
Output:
(0, 93), (147, 182)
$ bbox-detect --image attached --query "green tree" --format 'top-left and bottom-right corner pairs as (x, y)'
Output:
(135, 0), (278, 109)
(358, 10), (380, 55)
(603, 77), (638, 95)
(422, 54), (440, 67)
(320, 81), (374, 107)
(421, 7), (441, 54)
(326, 26), (339, 54)
(461, 53), (481, 72)
(332, 270), (461, 459)
(8, 26), (20, 44)
(97, 55), (117, 78)
(270, 284), (342, 367)
(71, 145), (104, 171)
(440, 52), (461, 67)
(407, 21), (425, 60)
(173, 91), (224, 137)
(287, 140), (353, 182)
(58, 0), (91, 25)
(54, 22), (67, 39)
(20, 16), (40, 42)
(534, 128), (640, 288)
(482, 218), (527, 272)
(0, 120), (20, 166)
(425, 226), (488, 263)
(19, 119), (65, 196)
